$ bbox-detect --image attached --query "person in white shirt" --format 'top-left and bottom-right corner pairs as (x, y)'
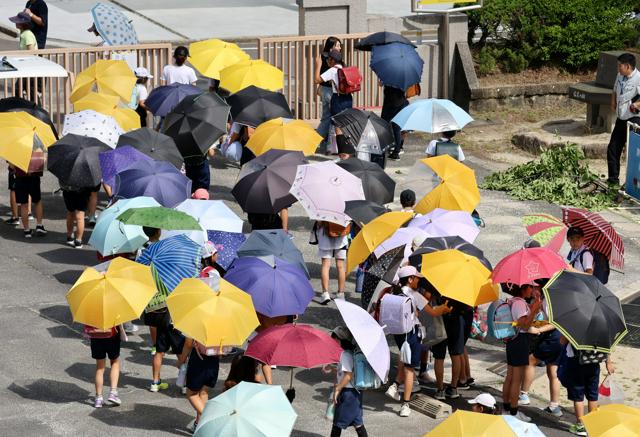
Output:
(161, 46), (197, 86)
(566, 227), (594, 274)
(425, 130), (465, 161)
(129, 67), (152, 127)
(314, 50), (352, 116)
(315, 221), (350, 304)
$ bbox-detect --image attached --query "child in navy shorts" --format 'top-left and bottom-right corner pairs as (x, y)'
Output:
(85, 325), (123, 408)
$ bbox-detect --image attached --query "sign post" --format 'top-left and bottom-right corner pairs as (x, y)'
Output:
(626, 126), (640, 201)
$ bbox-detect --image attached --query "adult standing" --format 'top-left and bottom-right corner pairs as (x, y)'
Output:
(23, 0), (47, 49)
(316, 37), (342, 152)
(607, 52), (640, 187)
(381, 86), (408, 160)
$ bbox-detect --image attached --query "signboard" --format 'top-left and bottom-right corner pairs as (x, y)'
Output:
(419, 0), (475, 4)
(626, 130), (640, 201)
(412, 0), (480, 12)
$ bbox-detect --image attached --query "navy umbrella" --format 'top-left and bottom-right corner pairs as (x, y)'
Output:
(237, 229), (309, 278)
(47, 134), (111, 188)
(408, 236), (492, 271)
(145, 83), (202, 117)
(117, 127), (183, 169)
(227, 85), (293, 128)
(370, 43), (424, 90)
(355, 31), (416, 51)
(114, 160), (191, 207)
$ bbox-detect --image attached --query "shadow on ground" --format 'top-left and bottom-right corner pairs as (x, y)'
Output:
(90, 403), (193, 436)
(8, 379), (90, 404)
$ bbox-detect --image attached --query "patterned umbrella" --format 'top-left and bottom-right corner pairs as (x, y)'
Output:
(62, 110), (124, 148)
(47, 134), (111, 188)
(99, 145), (153, 187)
(91, 2), (138, 46)
(207, 230), (246, 270)
(562, 207), (624, 270)
(522, 213), (568, 254)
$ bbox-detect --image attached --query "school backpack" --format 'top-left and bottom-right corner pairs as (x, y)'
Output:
(487, 298), (524, 341)
(83, 325), (117, 339)
(379, 293), (415, 335)
(434, 141), (461, 160)
(352, 349), (383, 390)
(370, 286), (394, 322)
(405, 83), (421, 98)
(571, 248), (610, 285)
(324, 221), (352, 238)
(337, 66), (362, 94)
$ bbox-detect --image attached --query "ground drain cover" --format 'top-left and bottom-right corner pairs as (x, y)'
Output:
(488, 360), (508, 377)
(409, 394), (452, 419)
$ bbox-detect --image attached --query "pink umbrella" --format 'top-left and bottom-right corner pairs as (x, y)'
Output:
(492, 247), (567, 286)
(522, 213), (568, 254)
(408, 208), (479, 243)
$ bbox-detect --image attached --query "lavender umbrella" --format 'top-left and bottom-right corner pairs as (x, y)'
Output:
(114, 160), (191, 207)
(207, 230), (246, 270)
(145, 83), (202, 117)
(224, 256), (314, 317)
(408, 208), (480, 243)
(99, 145), (153, 187)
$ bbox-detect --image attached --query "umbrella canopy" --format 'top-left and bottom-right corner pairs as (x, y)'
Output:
(371, 43), (424, 90)
(562, 207), (624, 270)
(246, 118), (322, 157)
(114, 160), (191, 207)
(522, 213), (568, 254)
(543, 270), (627, 353)
(346, 211), (414, 272)
(227, 85), (292, 128)
(409, 236), (491, 271)
(70, 59), (136, 103)
(145, 83), (202, 117)
(66, 257), (155, 330)
(117, 127), (182, 168)
(425, 410), (516, 437)
(98, 145), (153, 187)
(195, 382), (297, 437)
(344, 199), (388, 227)
(176, 199), (244, 234)
(501, 415), (547, 437)
(373, 227), (426, 259)
(91, 2), (138, 46)
(232, 149), (307, 214)
(245, 324), (342, 368)
(188, 38), (250, 80)
(335, 299), (390, 382)
(392, 98), (473, 134)
(225, 256), (314, 317)
(163, 92), (230, 165)
(89, 196), (158, 256)
(332, 108), (395, 156)
(492, 247), (567, 285)
(219, 60), (284, 94)
(421, 249), (499, 307)
(0, 111), (56, 172)
(237, 229), (308, 277)
(62, 110), (123, 148)
(73, 92), (140, 132)
(47, 134), (111, 188)
(582, 404), (640, 437)
(0, 96), (58, 139)
(167, 277), (259, 347)
(336, 157), (396, 204)
(207, 230), (246, 270)
(355, 31), (416, 51)
(117, 206), (203, 231)
(289, 160), (366, 226)
(408, 208), (480, 243)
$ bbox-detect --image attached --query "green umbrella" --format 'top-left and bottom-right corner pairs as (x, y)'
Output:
(117, 207), (203, 231)
(194, 381), (297, 437)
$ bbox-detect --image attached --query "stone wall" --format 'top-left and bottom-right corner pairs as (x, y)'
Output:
(469, 83), (575, 112)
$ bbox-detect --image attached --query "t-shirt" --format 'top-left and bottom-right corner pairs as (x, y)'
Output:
(19, 30), (37, 50)
(320, 65), (343, 94)
(567, 245), (594, 272)
(162, 64), (197, 85)
(128, 84), (149, 109)
(425, 138), (465, 161)
(25, 0), (48, 49)
(336, 351), (355, 388)
(510, 297), (529, 333)
(401, 285), (428, 312)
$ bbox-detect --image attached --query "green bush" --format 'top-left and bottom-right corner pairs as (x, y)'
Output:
(501, 48), (528, 73)
(477, 47), (498, 75)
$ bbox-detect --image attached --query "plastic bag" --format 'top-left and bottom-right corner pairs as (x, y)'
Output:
(598, 375), (625, 405)
(400, 340), (412, 365)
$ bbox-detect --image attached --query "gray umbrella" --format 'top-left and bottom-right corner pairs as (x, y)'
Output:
(237, 229), (309, 278)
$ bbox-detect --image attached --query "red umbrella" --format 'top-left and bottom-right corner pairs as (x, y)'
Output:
(492, 247), (567, 285)
(562, 207), (624, 270)
(522, 213), (567, 253)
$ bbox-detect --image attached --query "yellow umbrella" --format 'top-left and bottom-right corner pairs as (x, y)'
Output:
(246, 118), (322, 156)
(65, 257), (156, 330)
(166, 277), (259, 347)
(74, 92), (141, 132)
(346, 211), (414, 272)
(583, 404), (640, 437)
(189, 38), (250, 80)
(421, 249), (499, 307)
(425, 410), (516, 437)
(0, 112), (56, 172)
(415, 155), (480, 214)
(219, 59), (284, 94)
(70, 59), (136, 104)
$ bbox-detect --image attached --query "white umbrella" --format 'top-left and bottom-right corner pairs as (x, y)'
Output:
(62, 110), (123, 148)
(408, 208), (479, 243)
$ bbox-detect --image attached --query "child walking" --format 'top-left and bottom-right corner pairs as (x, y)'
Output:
(130, 67), (153, 127)
(85, 324), (124, 408)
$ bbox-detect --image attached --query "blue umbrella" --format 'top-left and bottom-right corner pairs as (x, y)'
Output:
(237, 229), (308, 278)
(114, 160), (191, 207)
(370, 43), (424, 90)
(207, 230), (246, 270)
(145, 83), (203, 117)
(502, 414), (546, 436)
(225, 256), (314, 317)
(391, 98), (473, 133)
(91, 2), (138, 46)
(99, 145), (153, 187)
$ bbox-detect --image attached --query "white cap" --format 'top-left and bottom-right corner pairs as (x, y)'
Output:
(397, 265), (424, 279)
(467, 393), (496, 409)
(202, 241), (217, 257)
(410, 230), (429, 250)
(134, 67), (153, 78)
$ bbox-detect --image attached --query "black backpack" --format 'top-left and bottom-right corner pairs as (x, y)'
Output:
(572, 248), (610, 285)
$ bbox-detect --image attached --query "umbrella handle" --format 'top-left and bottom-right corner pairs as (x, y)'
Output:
(289, 368), (294, 389)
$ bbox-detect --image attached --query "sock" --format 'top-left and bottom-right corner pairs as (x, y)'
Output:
(510, 406), (518, 416)
(549, 402), (559, 409)
(355, 425), (368, 437)
(520, 391), (528, 396)
(503, 402), (511, 412)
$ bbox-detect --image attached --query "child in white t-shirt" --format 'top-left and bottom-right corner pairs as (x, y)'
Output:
(130, 67), (153, 127)
(425, 130), (465, 161)
(161, 46), (197, 86)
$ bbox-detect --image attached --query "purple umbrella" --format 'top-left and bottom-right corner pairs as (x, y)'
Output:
(207, 230), (246, 270)
(408, 208), (480, 243)
(99, 145), (153, 187)
(224, 256), (314, 317)
(373, 227), (429, 259)
(114, 160), (191, 207)
(145, 83), (203, 117)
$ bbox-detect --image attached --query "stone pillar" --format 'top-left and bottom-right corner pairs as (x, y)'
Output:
(297, 0), (367, 36)
(438, 12), (469, 98)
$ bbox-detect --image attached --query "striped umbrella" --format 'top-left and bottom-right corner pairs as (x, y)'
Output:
(562, 207), (624, 270)
(522, 213), (567, 254)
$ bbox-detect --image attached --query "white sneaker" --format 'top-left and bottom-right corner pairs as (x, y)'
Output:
(515, 411), (532, 422)
(385, 383), (401, 401)
(319, 291), (331, 305)
(399, 380), (421, 393)
(518, 392), (531, 405)
(334, 292), (346, 300)
(399, 402), (411, 417)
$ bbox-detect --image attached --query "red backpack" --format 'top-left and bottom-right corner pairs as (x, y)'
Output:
(84, 325), (117, 339)
(338, 66), (362, 94)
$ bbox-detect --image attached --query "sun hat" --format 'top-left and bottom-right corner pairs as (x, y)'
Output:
(467, 393), (497, 409)
(9, 12), (31, 25)
(192, 188), (210, 200)
(134, 67), (153, 78)
(397, 265), (424, 279)
(202, 241), (217, 257)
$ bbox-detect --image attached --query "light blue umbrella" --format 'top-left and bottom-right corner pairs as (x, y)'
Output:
(502, 414), (547, 436)
(195, 381), (297, 437)
(391, 98), (473, 133)
(88, 196), (159, 256)
(91, 3), (138, 46)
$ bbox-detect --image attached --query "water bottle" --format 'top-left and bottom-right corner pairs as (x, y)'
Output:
(325, 390), (335, 421)
(176, 363), (187, 388)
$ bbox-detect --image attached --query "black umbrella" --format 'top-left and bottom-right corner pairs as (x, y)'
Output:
(332, 108), (395, 155)
(0, 96), (59, 139)
(47, 134), (111, 188)
(117, 127), (183, 169)
(227, 85), (293, 128)
(232, 149), (308, 214)
(409, 236), (492, 271)
(163, 92), (230, 165)
(368, 245), (406, 284)
(543, 270), (627, 353)
(344, 199), (389, 227)
(355, 31), (416, 51)
(336, 157), (395, 204)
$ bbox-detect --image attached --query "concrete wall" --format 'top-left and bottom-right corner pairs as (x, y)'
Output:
(297, 0), (367, 35)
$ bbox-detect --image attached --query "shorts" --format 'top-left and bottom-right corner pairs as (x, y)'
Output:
(506, 333), (530, 367)
(185, 161), (211, 193)
(431, 339), (447, 360)
(91, 183), (101, 193)
(560, 355), (600, 402)
(63, 190), (90, 212)
(443, 313), (465, 356)
(155, 326), (185, 355)
(533, 330), (562, 365)
(334, 388), (364, 429)
(319, 248), (347, 259)
(14, 176), (41, 204)
(90, 334), (121, 360)
(186, 348), (219, 391)
(8, 171), (16, 190)
(462, 309), (473, 343)
(394, 328), (421, 370)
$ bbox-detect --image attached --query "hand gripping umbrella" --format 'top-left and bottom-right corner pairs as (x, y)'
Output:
(117, 127), (183, 169)
(227, 85), (293, 128)
(47, 134), (111, 188)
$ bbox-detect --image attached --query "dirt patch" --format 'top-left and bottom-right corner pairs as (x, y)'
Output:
(479, 66), (595, 87)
